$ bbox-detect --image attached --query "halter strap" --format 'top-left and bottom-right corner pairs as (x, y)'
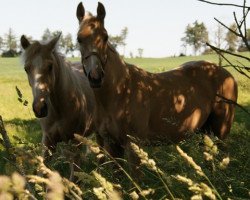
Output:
(84, 52), (107, 68)
(83, 51), (107, 77)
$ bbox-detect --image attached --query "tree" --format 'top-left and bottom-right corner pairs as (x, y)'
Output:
(120, 27), (128, 56)
(198, 0), (250, 79)
(225, 23), (238, 52)
(5, 28), (17, 51)
(109, 35), (123, 49)
(42, 28), (52, 41)
(238, 28), (250, 52)
(0, 36), (3, 51)
(41, 29), (64, 51)
(129, 52), (134, 58)
(109, 27), (128, 56)
(61, 33), (74, 56)
(214, 24), (225, 49)
(182, 20), (209, 55)
(213, 24), (226, 66)
(137, 48), (143, 58)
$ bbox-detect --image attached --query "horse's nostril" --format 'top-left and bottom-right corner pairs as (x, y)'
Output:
(101, 70), (105, 78)
(40, 103), (48, 117)
(90, 69), (100, 80)
(33, 101), (48, 118)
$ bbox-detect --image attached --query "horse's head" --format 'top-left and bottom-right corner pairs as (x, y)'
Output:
(20, 34), (61, 118)
(76, 2), (108, 88)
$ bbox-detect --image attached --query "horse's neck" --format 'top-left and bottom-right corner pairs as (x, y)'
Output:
(105, 47), (128, 86)
(94, 47), (129, 106)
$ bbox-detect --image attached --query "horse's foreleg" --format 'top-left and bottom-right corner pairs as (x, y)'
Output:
(41, 134), (56, 163)
(101, 136), (124, 179)
(209, 102), (236, 140)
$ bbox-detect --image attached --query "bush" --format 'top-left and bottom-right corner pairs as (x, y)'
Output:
(1, 49), (19, 57)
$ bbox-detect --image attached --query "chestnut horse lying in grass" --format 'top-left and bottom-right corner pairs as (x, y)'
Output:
(76, 3), (238, 164)
(20, 35), (95, 161)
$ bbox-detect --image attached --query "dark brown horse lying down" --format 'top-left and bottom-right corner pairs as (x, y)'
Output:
(76, 3), (238, 160)
(20, 35), (95, 152)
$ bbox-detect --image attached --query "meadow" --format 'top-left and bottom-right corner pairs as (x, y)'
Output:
(0, 53), (249, 199)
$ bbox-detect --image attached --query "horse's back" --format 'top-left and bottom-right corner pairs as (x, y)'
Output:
(160, 60), (237, 94)
(179, 60), (237, 99)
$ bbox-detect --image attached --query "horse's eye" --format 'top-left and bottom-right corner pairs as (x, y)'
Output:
(89, 23), (96, 29)
(24, 66), (29, 73)
(104, 34), (108, 42)
(77, 36), (82, 44)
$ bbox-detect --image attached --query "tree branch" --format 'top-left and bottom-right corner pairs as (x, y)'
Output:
(206, 42), (250, 62)
(233, 12), (250, 51)
(0, 115), (13, 151)
(216, 94), (250, 116)
(197, 0), (250, 9)
(206, 42), (250, 79)
(214, 18), (240, 37)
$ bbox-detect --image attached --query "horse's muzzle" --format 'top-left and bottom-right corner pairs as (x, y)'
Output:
(33, 100), (48, 118)
(87, 68), (104, 88)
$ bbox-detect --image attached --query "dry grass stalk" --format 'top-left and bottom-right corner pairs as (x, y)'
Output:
(92, 171), (122, 200)
(176, 175), (216, 200)
(28, 156), (83, 200)
(176, 146), (204, 176)
(203, 135), (218, 156)
(0, 172), (33, 200)
(130, 142), (163, 175)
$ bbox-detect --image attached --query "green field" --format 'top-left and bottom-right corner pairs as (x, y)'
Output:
(0, 54), (249, 139)
(0, 54), (249, 199)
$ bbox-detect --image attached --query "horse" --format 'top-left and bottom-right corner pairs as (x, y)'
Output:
(20, 35), (96, 177)
(76, 2), (238, 166)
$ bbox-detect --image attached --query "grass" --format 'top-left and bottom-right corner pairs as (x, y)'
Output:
(0, 54), (249, 199)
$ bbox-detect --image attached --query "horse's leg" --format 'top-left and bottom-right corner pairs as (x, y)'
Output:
(103, 139), (124, 159)
(102, 137), (124, 178)
(42, 134), (56, 162)
(209, 101), (236, 140)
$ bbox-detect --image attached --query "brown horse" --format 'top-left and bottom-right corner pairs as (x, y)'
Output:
(20, 35), (95, 153)
(76, 3), (238, 161)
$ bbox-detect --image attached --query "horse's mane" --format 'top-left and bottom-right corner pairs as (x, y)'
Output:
(107, 42), (118, 54)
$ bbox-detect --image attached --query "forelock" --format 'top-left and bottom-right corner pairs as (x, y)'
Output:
(84, 12), (93, 20)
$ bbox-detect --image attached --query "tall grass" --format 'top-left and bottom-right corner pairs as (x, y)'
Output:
(0, 133), (249, 199)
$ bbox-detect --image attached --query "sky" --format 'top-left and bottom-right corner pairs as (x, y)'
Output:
(0, 0), (249, 57)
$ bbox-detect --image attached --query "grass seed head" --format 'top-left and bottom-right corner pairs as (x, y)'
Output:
(176, 146), (204, 176)
(219, 157), (230, 170)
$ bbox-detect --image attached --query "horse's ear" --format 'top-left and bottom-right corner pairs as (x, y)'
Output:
(47, 33), (61, 52)
(20, 35), (30, 50)
(97, 2), (106, 23)
(77, 2), (85, 22)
